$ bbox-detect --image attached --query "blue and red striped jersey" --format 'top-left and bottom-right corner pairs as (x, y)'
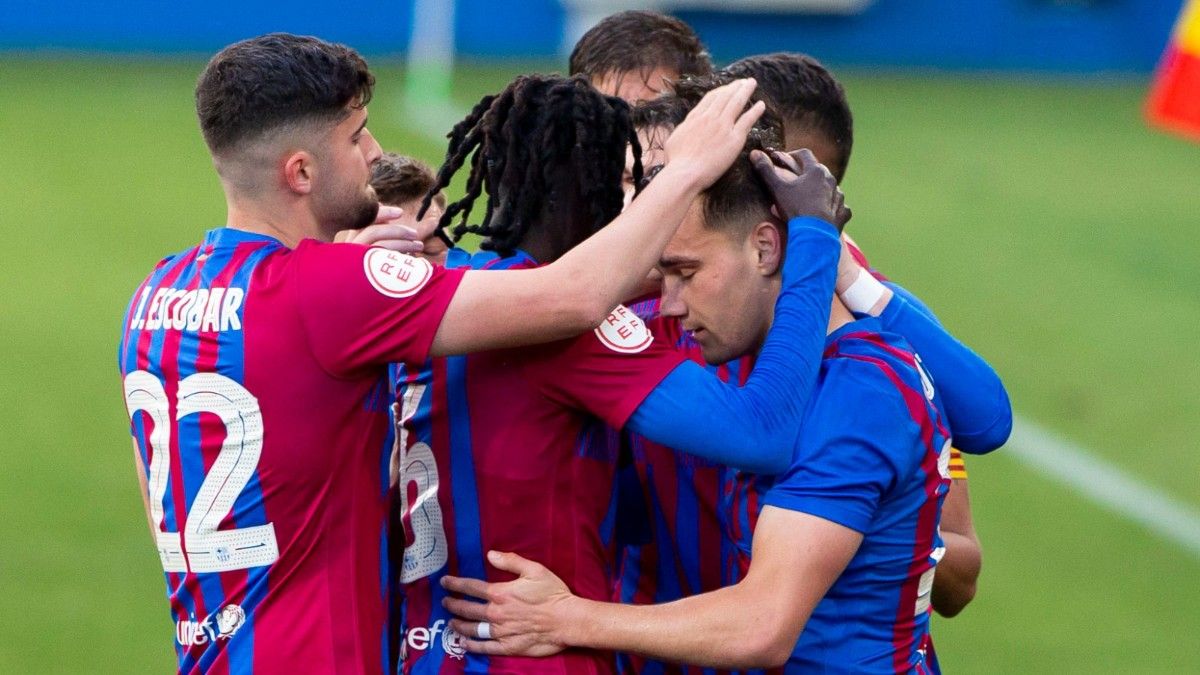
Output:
(394, 249), (686, 675)
(118, 228), (463, 675)
(726, 317), (951, 674)
(612, 296), (751, 675)
(613, 239), (897, 675)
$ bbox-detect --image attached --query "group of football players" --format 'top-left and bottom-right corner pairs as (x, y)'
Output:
(119, 10), (1011, 675)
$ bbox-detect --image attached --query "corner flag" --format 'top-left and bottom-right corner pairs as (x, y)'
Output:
(1147, 0), (1200, 141)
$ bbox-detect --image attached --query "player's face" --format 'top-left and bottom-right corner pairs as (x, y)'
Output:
(593, 66), (679, 103)
(658, 202), (778, 365)
(623, 125), (670, 206)
(312, 105), (383, 239)
(784, 128), (840, 181)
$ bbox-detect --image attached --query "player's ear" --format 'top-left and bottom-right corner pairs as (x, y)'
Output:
(283, 150), (315, 196)
(752, 220), (784, 276)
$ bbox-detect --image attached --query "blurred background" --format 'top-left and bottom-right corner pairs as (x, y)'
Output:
(1, 0), (1197, 672)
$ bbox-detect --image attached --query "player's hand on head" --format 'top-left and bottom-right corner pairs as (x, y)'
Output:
(440, 550), (574, 658)
(409, 201), (451, 264)
(663, 78), (766, 189)
(751, 148), (850, 232)
(333, 206), (425, 254)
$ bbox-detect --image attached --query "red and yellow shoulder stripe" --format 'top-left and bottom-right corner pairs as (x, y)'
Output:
(949, 447), (968, 480)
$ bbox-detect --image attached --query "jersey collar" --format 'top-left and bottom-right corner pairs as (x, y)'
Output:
(825, 315), (884, 347)
(203, 227), (286, 249)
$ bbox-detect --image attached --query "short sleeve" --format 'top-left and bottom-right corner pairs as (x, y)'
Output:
(519, 305), (687, 429)
(291, 241), (465, 376)
(763, 360), (919, 534)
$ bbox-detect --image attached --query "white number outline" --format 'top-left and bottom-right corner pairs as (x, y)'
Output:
(393, 383), (448, 583)
(124, 370), (278, 574)
(914, 438), (953, 616)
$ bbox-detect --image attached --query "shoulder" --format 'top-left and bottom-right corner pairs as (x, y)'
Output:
(592, 304), (658, 355)
(800, 329), (930, 455)
(292, 240), (444, 297)
(822, 327), (930, 404)
(515, 303), (684, 402)
(523, 303), (678, 367)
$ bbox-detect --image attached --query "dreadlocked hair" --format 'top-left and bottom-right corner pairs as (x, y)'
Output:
(421, 74), (643, 258)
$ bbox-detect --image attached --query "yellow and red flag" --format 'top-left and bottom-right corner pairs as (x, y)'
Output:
(1147, 1), (1200, 141)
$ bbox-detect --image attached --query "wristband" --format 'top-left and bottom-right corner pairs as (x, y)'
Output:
(841, 268), (887, 314)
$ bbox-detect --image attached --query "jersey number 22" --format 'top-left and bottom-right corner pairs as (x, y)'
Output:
(124, 370), (279, 574)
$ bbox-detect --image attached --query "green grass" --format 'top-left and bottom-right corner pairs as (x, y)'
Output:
(1, 57), (1197, 673)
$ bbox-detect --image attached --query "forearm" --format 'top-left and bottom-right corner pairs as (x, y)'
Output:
(131, 440), (156, 540)
(551, 164), (707, 323)
(932, 478), (981, 617)
(837, 269), (1011, 453)
(931, 530), (982, 617)
(562, 583), (788, 669)
(876, 290), (1011, 452)
(430, 166), (710, 356)
(626, 218), (839, 474)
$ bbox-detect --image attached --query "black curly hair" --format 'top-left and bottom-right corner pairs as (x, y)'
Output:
(724, 53), (853, 181)
(631, 74), (784, 238)
(421, 74), (643, 259)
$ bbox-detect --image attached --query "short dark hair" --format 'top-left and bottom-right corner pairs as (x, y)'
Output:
(724, 53), (853, 181)
(425, 74), (640, 258)
(569, 11), (713, 83)
(630, 93), (690, 132)
(195, 33), (374, 156)
(633, 74), (782, 238)
(370, 152), (444, 208)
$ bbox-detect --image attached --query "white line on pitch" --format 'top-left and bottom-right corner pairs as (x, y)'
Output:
(1007, 415), (1200, 558)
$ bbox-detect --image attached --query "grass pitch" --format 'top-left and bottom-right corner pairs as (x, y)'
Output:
(1, 57), (1197, 673)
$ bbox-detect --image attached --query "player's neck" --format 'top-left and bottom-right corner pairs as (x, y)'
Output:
(828, 296), (854, 335)
(224, 194), (320, 249)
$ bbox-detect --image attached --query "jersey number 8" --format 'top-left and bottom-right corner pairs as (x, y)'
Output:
(393, 383), (449, 583)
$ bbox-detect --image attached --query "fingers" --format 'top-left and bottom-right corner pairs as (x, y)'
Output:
(750, 149), (781, 183)
(368, 239), (425, 254)
(686, 78), (755, 128)
(442, 596), (489, 622)
(449, 623), (511, 656)
(834, 188), (852, 230)
(718, 78), (757, 122)
(336, 223), (424, 252)
(487, 550), (545, 578)
(836, 203), (852, 229)
(441, 574), (492, 601)
(688, 79), (721, 117)
(373, 205), (404, 224)
(771, 149), (802, 175)
(349, 223), (419, 244)
(347, 223), (424, 254)
(732, 100), (766, 138)
(790, 147), (818, 174)
(450, 619), (480, 639)
(448, 619), (518, 655)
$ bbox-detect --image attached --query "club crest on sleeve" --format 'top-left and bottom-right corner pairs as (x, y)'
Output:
(594, 304), (653, 354)
(364, 248), (433, 298)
